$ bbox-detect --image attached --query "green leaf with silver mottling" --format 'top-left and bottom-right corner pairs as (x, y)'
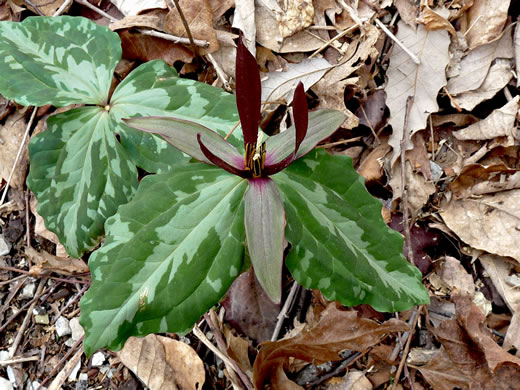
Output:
(0, 16), (120, 106)
(80, 164), (247, 356)
(27, 107), (138, 258)
(274, 150), (429, 312)
(110, 60), (243, 172)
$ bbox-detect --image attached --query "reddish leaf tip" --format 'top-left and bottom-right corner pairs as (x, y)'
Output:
(292, 82), (308, 155)
(197, 133), (248, 178)
(236, 33), (261, 148)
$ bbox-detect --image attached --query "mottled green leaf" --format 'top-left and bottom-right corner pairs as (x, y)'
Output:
(244, 178), (285, 303)
(80, 164), (247, 355)
(27, 107), (138, 258)
(274, 151), (429, 312)
(110, 60), (243, 172)
(0, 16), (120, 106)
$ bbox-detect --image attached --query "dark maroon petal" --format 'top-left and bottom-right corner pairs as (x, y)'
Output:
(197, 134), (249, 178)
(292, 82), (308, 155)
(236, 33), (261, 148)
(262, 153), (295, 176)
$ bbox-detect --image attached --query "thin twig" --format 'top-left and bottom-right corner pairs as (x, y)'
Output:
(170, 0), (199, 58)
(193, 325), (250, 386)
(37, 336), (84, 390)
(203, 311), (254, 390)
(206, 53), (231, 91)
(224, 120), (241, 140)
(74, 0), (117, 22)
(271, 281), (300, 341)
(374, 19), (420, 65)
(316, 137), (363, 148)
(359, 104), (381, 144)
(137, 29), (209, 48)
(0, 355), (39, 366)
(25, 0), (44, 16)
(51, 283), (89, 325)
(25, 190), (31, 249)
(0, 107), (37, 206)
(391, 306), (423, 390)
(309, 24), (359, 58)
(400, 96), (415, 266)
(53, 0), (73, 16)
(9, 278), (46, 358)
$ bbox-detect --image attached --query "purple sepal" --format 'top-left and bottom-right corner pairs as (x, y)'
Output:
(197, 134), (249, 178)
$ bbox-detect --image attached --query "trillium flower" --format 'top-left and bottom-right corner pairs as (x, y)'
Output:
(124, 37), (346, 303)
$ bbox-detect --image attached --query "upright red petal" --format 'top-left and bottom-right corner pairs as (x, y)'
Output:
(236, 34), (261, 148)
(292, 82), (308, 155)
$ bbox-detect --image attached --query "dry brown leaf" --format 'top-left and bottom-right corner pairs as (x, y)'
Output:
(209, 0), (234, 19)
(253, 303), (409, 389)
(165, 0), (219, 54)
(447, 27), (513, 95)
(119, 334), (205, 390)
(232, 0), (255, 53)
(453, 96), (519, 144)
(385, 21), (450, 165)
(30, 194), (60, 245)
(223, 327), (254, 379)
(326, 370), (372, 390)
(440, 190), (520, 261)
(119, 29), (193, 65)
(416, 348), (473, 390)
(274, 0), (314, 38)
(439, 256), (475, 297)
(0, 110), (29, 190)
(395, 0), (418, 30)
(255, 0), (323, 53)
(421, 296), (520, 388)
(463, 0), (510, 49)
(109, 12), (166, 31)
(452, 58), (514, 111)
(479, 254), (520, 352)
(26, 247), (89, 275)
(358, 143), (391, 182)
(450, 164), (520, 199)
(389, 161), (436, 218)
(515, 23), (520, 87)
(418, 6), (456, 36)
(11, 0), (70, 16)
(455, 295), (520, 371)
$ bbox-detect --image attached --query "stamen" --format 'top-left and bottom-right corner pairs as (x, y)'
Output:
(245, 142), (266, 177)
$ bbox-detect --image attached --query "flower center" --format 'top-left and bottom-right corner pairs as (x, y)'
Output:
(245, 142), (266, 178)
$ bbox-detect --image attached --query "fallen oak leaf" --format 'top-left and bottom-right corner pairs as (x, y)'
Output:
(119, 334), (205, 390)
(26, 246), (89, 276)
(253, 303), (409, 389)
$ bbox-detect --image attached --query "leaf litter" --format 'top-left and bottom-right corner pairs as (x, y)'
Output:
(2, 0), (520, 388)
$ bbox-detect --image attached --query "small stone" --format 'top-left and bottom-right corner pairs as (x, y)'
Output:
(55, 317), (71, 337)
(99, 367), (113, 378)
(70, 318), (84, 340)
(34, 314), (49, 325)
(0, 351), (9, 362)
(20, 282), (36, 300)
(75, 374), (88, 390)
(0, 235), (11, 257)
(68, 359), (81, 381)
(32, 306), (46, 316)
(0, 376), (13, 390)
(25, 380), (46, 390)
(91, 352), (105, 367)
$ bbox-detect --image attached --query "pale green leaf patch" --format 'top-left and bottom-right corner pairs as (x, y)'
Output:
(27, 107), (138, 258)
(0, 16), (120, 106)
(80, 163), (247, 355)
(274, 151), (429, 312)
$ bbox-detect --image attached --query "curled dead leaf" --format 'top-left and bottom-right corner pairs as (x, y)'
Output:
(119, 334), (205, 390)
(253, 303), (409, 389)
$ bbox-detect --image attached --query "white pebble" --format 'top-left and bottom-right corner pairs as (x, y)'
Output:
(55, 317), (71, 337)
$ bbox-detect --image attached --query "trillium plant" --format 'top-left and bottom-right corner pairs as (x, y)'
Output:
(0, 14), (428, 355)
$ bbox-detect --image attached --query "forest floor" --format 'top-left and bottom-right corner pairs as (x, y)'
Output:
(1, 0), (520, 389)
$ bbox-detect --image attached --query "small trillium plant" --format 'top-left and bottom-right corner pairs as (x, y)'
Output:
(80, 35), (428, 355)
(126, 38), (335, 302)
